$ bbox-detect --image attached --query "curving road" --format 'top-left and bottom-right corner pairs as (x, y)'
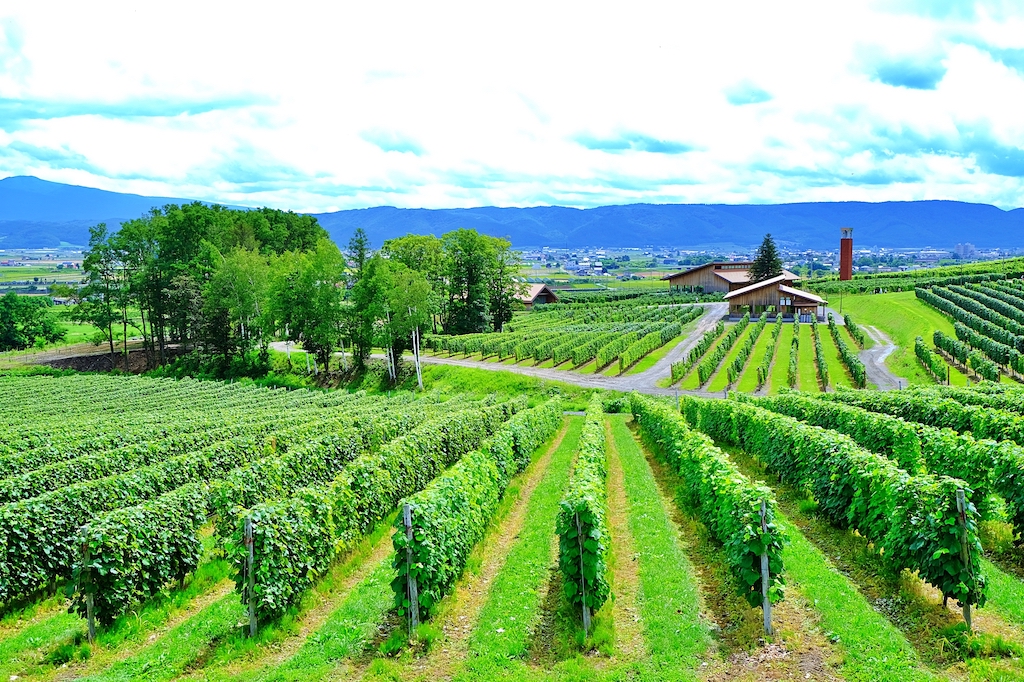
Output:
(859, 325), (907, 391)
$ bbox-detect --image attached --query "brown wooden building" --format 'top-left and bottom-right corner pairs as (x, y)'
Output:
(723, 275), (827, 321)
(518, 283), (559, 308)
(663, 262), (800, 294)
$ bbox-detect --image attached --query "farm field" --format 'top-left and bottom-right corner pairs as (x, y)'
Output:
(3, 369), (1024, 681)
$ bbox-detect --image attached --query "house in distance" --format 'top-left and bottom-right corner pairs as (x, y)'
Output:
(518, 283), (559, 308)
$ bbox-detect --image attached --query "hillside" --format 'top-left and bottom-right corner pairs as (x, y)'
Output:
(3, 175), (1024, 249)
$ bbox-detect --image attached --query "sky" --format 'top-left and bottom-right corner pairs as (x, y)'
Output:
(1, 1), (1024, 213)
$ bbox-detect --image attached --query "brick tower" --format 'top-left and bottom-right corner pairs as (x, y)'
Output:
(839, 227), (853, 281)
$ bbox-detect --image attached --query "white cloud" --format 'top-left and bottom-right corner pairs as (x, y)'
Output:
(1, 0), (1023, 211)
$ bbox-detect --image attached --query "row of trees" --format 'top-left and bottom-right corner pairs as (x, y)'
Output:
(70, 202), (523, 378)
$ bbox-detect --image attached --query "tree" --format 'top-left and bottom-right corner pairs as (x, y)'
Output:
(485, 236), (525, 332)
(0, 293), (66, 351)
(441, 229), (493, 334)
(382, 234), (444, 332)
(347, 228), (370, 283)
(76, 223), (120, 362)
(749, 233), (783, 283)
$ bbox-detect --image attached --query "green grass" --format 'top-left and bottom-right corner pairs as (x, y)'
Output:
(706, 325), (754, 393)
(797, 325), (820, 392)
(79, 594), (243, 682)
(735, 327), (776, 393)
(0, 607), (85, 680)
(818, 325), (854, 389)
(460, 417), (583, 670)
(767, 323), (795, 395)
(608, 416), (709, 677)
(775, 514), (941, 682)
(838, 291), (969, 386)
(253, 557), (394, 681)
(981, 558), (1024, 628)
(624, 334), (684, 375)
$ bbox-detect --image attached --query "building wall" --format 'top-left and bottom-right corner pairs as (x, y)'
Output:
(668, 268), (733, 293)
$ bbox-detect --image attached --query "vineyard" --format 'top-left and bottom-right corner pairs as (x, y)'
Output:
(2, 369), (1024, 681)
(670, 311), (868, 394)
(424, 297), (706, 375)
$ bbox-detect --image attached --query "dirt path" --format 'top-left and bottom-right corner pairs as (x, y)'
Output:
(859, 326), (907, 391)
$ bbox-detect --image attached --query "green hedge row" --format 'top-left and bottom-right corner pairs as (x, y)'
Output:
(671, 320), (725, 381)
(0, 398), (423, 606)
(556, 395), (611, 617)
(969, 352), (1000, 382)
(726, 314), (769, 384)
(630, 394), (785, 607)
(680, 396), (987, 609)
(809, 318), (829, 389)
(915, 336), (947, 383)
(917, 287), (1023, 354)
(595, 332), (639, 369)
(753, 390), (1024, 540)
(843, 313), (867, 347)
(952, 284), (1024, 328)
(827, 314), (866, 388)
(227, 401), (524, 620)
(934, 329), (969, 365)
(392, 400), (563, 622)
(755, 315), (785, 388)
(818, 387), (1024, 446)
(697, 313), (750, 386)
(787, 320), (800, 388)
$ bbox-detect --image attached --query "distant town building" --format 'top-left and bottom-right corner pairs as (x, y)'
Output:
(955, 243), (976, 259)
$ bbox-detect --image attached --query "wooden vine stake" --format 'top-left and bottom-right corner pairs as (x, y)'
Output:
(955, 488), (973, 632)
(575, 513), (591, 635)
(403, 504), (420, 636)
(245, 517), (257, 638)
(82, 544), (96, 644)
(760, 500), (774, 636)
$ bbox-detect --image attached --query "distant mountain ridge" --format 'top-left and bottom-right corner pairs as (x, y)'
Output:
(2, 175), (1023, 250)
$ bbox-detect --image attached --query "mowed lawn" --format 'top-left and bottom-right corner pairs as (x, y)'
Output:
(797, 325), (820, 392)
(817, 325), (853, 389)
(838, 291), (969, 386)
(735, 325), (776, 392)
(767, 322), (795, 394)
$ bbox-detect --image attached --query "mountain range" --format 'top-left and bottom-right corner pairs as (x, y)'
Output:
(2, 175), (1023, 251)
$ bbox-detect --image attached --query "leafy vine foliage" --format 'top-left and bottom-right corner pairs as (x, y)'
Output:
(697, 313), (750, 386)
(672, 319), (725, 381)
(391, 400), (563, 622)
(630, 394), (785, 607)
(556, 396), (611, 615)
(827, 314), (866, 387)
(680, 396), (987, 609)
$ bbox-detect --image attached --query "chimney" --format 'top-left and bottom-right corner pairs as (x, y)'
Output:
(839, 227), (853, 281)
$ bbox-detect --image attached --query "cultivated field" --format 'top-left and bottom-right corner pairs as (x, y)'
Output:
(2, 370), (1024, 682)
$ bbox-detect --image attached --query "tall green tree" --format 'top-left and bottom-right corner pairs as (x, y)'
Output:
(441, 229), (493, 334)
(485, 236), (525, 332)
(0, 293), (65, 351)
(749, 233), (783, 283)
(75, 223), (121, 361)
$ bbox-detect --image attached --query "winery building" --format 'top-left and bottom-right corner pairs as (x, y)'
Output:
(723, 274), (827, 321)
(518, 283), (559, 308)
(662, 261), (800, 294)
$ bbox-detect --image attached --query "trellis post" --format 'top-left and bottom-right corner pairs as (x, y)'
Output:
(404, 504), (420, 635)
(245, 517), (257, 638)
(760, 500), (773, 636)
(955, 488), (973, 632)
(82, 544), (96, 644)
